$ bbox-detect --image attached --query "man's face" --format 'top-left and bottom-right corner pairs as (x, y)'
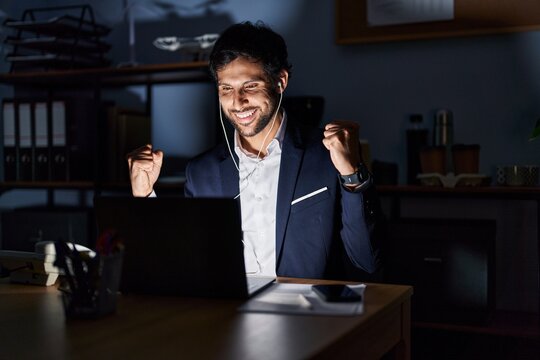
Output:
(217, 57), (278, 138)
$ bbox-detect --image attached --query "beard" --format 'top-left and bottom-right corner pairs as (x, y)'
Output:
(225, 91), (279, 138)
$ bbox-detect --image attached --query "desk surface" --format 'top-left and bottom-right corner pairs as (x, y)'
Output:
(0, 279), (412, 360)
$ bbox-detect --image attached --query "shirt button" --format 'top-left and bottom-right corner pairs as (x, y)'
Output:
(256, 196), (263, 201)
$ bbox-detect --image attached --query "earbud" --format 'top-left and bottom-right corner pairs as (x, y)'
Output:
(278, 82), (282, 88)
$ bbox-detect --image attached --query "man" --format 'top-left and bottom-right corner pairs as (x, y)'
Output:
(128, 21), (380, 280)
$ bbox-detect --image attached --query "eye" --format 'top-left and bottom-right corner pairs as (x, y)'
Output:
(219, 86), (233, 95)
(243, 82), (261, 92)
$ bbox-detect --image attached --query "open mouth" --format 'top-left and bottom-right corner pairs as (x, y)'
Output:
(233, 108), (258, 124)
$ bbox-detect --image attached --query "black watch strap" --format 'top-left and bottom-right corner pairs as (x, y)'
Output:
(339, 164), (372, 191)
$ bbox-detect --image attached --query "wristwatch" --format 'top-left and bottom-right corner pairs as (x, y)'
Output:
(339, 164), (372, 191)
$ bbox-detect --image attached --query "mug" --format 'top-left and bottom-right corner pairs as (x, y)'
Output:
(503, 165), (539, 186)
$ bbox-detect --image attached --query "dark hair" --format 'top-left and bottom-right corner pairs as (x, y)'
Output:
(209, 21), (292, 86)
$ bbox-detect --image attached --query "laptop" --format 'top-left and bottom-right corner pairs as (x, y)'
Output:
(93, 196), (275, 299)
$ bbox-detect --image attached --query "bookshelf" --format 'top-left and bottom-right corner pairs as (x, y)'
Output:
(0, 61), (211, 188)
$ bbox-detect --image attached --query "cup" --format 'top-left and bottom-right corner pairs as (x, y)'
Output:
(419, 146), (446, 174)
(452, 144), (480, 175)
(504, 166), (525, 186)
(60, 252), (124, 319)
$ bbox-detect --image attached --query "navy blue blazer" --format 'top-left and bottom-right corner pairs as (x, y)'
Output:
(184, 120), (379, 280)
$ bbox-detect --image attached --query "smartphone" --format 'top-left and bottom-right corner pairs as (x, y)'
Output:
(312, 284), (362, 302)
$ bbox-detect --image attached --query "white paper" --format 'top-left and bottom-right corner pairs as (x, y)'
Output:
(367, 0), (454, 27)
(239, 283), (366, 316)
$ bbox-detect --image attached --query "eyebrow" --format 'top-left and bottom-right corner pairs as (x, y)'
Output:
(218, 77), (267, 87)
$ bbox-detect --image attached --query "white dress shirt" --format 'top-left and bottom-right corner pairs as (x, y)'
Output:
(234, 115), (287, 276)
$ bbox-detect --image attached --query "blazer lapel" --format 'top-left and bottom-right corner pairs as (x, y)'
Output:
(275, 124), (305, 265)
(219, 147), (240, 198)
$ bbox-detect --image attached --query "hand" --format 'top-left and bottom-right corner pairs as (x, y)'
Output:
(322, 120), (361, 175)
(127, 144), (164, 197)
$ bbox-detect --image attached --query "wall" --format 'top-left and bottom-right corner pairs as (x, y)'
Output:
(1, 0), (539, 180)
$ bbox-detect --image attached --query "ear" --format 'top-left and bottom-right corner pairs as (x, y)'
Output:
(278, 70), (289, 93)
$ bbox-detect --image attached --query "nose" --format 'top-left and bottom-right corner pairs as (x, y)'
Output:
(232, 88), (248, 107)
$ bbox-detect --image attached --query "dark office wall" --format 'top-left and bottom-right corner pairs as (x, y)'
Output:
(1, 0), (539, 184)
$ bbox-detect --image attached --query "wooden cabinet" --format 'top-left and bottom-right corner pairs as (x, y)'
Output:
(378, 185), (540, 338)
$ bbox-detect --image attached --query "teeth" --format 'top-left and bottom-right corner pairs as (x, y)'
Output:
(237, 109), (255, 119)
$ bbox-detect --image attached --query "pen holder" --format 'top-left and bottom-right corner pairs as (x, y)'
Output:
(60, 252), (123, 319)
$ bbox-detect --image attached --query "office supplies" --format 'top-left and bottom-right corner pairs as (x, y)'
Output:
(93, 196), (275, 299)
(18, 102), (34, 181)
(50, 100), (67, 180)
(54, 240), (121, 318)
(33, 101), (50, 181)
(0, 241), (59, 285)
(2, 100), (17, 181)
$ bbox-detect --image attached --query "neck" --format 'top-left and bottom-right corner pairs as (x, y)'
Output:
(240, 109), (282, 157)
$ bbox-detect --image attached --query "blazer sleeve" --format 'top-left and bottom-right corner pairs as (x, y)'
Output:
(339, 184), (381, 274)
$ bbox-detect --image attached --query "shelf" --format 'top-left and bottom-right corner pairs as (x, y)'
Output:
(5, 36), (111, 55)
(414, 311), (540, 339)
(377, 185), (540, 200)
(0, 181), (185, 193)
(0, 61), (212, 88)
(0, 181), (95, 190)
(6, 53), (110, 70)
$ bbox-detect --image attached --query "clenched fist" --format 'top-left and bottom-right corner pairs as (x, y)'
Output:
(127, 144), (164, 197)
(322, 120), (361, 175)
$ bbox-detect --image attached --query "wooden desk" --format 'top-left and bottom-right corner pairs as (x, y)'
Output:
(0, 279), (412, 360)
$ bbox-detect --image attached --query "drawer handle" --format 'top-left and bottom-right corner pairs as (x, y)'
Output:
(423, 257), (443, 263)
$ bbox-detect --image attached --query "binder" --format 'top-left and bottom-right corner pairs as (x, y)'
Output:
(2, 101), (17, 181)
(50, 100), (67, 181)
(18, 102), (33, 181)
(51, 99), (97, 181)
(34, 102), (50, 181)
